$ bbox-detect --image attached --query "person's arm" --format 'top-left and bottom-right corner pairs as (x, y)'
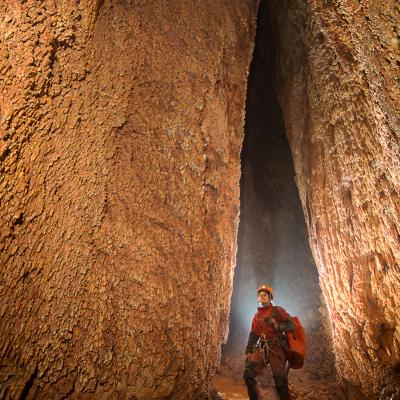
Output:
(245, 331), (260, 354)
(245, 315), (260, 354)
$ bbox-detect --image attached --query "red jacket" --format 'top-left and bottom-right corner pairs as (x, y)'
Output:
(250, 305), (292, 339)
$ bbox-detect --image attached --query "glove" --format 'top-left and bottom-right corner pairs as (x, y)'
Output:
(264, 317), (278, 330)
(245, 332), (259, 354)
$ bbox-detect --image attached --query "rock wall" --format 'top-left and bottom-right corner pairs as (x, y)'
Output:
(0, 1), (259, 398)
(267, 0), (400, 398)
(2, 1), (399, 399)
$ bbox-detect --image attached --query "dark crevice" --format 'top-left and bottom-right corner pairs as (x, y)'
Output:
(222, 0), (336, 384)
(18, 367), (38, 400)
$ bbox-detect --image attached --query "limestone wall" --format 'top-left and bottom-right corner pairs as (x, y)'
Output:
(269, 1), (400, 397)
(0, 1), (258, 398)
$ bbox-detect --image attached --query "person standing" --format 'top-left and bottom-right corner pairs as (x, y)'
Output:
(243, 284), (294, 400)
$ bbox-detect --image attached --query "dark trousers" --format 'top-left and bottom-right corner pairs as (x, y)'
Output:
(243, 345), (291, 400)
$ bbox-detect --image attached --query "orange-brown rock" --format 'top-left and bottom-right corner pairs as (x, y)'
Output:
(0, 1), (259, 398)
(1, 1), (399, 399)
(268, 0), (400, 398)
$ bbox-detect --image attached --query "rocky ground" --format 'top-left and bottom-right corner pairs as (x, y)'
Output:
(213, 370), (347, 400)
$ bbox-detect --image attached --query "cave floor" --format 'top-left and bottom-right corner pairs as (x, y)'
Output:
(213, 372), (347, 400)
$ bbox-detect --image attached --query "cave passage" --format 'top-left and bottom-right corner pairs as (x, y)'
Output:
(221, 1), (336, 383)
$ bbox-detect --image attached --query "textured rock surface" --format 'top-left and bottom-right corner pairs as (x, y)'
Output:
(0, 1), (258, 398)
(267, 0), (400, 398)
(1, 1), (399, 399)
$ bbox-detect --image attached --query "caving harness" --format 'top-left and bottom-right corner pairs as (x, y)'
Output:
(255, 334), (288, 366)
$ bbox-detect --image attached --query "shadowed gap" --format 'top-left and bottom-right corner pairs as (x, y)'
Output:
(221, 1), (335, 382)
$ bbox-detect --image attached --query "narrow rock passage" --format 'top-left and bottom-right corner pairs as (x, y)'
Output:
(217, 2), (345, 399)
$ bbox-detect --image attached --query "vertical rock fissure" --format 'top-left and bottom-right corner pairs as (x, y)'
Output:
(220, 2), (342, 397)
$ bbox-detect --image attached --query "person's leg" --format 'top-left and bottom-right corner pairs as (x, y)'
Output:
(273, 375), (290, 400)
(243, 351), (265, 400)
(269, 346), (291, 400)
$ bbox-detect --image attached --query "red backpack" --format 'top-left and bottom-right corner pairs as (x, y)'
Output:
(286, 316), (306, 369)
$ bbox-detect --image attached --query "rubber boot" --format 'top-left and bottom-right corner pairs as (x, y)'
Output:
(243, 366), (259, 400)
(277, 386), (291, 400)
(245, 384), (259, 400)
